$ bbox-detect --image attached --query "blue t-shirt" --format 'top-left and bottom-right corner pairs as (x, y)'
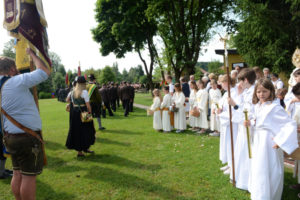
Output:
(1, 69), (49, 134)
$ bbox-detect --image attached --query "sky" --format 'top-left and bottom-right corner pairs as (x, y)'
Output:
(0, 0), (224, 72)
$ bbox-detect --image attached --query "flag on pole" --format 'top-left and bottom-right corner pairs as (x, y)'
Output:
(65, 74), (69, 86)
(78, 66), (81, 76)
(3, 0), (52, 71)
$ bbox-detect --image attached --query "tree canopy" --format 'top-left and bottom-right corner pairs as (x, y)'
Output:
(233, 0), (300, 73)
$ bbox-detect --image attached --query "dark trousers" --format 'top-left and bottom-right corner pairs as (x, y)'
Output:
(129, 100), (133, 112)
(111, 99), (116, 112)
(123, 99), (130, 116)
(104, 101), (114, 116)
(116, 97), (120, 107)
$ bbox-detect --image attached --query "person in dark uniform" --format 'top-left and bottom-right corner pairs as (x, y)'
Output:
(120, 82), (131, 117)
(116, 83), (120, 108)
(110, 82), (117, 112)
(99, 84), (114, 117)
(128, 83), (135, 112)
(87, 74), (105, 130)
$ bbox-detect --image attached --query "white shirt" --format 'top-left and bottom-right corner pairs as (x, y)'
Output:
(272, 79), (284, 90)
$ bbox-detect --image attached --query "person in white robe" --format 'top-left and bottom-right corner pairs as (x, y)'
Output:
(227, 68), (257, 190)
(245, 79), (298, 200)
(286, 83), (300, 189)
(172, 83), (186, 133)
(285, 68), (300, 108)
(160, 86), (172, 132)
(195, 80), (209, 134)
(150, 89), (162, 131)
(209, 80), (222, 136)
(218, 76), (239, 175)
(189, 81), (199, 131)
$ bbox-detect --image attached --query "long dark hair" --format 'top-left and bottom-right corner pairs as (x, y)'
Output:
(174, 83), (182, 92)
(252, 78), (276, 104)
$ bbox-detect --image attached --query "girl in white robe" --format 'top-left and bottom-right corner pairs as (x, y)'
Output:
(209, 80), (222, 135)
(218, 76), (239, 175)
(160, 86), (172, 132)
(150, 89), (162, 131)
(189, 81), (199, 130)
(245, 79), (298, 200)
(195, 80), (209, 134)
(172, 83), (186, 133)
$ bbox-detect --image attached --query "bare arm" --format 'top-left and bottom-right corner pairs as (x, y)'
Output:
(66, 95), (71, 103)
(26, 48), (51, 76)
(86, 102), (92, 113)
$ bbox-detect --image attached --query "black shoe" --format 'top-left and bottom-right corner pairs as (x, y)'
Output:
(0, 172), (12, 179)
(99, 127), (106, 130)
(83, 150), (94, 154)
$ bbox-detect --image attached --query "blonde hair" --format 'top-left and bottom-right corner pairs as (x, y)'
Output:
(73, 83), (86, 98)
(153, 89), (162, 102)
(208, 73), (216, 80)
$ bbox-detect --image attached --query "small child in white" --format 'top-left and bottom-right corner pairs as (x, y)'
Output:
(150, 89), (162, 131)
(245, 78), (298, 200)
(195, 80), (209, 134)
(160, 86), (172, 132)
(189, 81), (199, 131)
(209, 79), (222, 136)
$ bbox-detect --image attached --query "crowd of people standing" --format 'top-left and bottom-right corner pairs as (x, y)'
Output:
(149, 58), (300, 199)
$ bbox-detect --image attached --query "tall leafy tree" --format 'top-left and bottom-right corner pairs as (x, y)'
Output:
(111, 62), (123, 83)
(99, 66), (116, 84)
(49, 52), (66, 75)
(92, 0), (158, 91)
(147, 0), (232, 81)
(233, 0), (300, 73)
(52, 72), (65, 91)
(2, 39), (16, 59)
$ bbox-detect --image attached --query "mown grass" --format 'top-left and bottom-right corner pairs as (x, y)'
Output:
(0, 98), (298, 200)
(134, 92), (153, 106)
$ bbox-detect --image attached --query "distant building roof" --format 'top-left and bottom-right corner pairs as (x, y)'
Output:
(215, 49), (239, 55)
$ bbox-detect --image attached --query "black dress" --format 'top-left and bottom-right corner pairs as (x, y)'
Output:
(66, 93), (95, 151)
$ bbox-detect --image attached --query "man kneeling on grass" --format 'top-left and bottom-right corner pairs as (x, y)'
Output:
(0, 48), (50, 200)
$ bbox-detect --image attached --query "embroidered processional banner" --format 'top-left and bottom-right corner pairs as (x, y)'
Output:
(3, 0), (51, 71)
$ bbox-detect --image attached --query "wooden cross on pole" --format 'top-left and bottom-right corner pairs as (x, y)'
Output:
(219, 34), (236, 187)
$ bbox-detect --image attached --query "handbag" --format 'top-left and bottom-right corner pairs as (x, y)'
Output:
(66, 104), (70, 112)
(190, 107), (200, 117)
(80, 111), (93, 123)
(170, 105), (179, 112)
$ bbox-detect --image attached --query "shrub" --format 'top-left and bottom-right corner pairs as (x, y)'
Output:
(39, 92), (52, 99)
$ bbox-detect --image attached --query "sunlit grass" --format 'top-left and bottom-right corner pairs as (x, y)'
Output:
(0, 99), (297, 199)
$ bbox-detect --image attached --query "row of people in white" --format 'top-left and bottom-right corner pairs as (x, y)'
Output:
(219, 68), (298, 200)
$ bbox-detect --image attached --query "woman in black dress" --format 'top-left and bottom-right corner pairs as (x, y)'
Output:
(66, 76), (95, 157)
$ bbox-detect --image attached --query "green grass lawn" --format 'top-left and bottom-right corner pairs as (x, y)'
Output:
(0, 99), (298, 199)
(134, 92), (153, 106)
